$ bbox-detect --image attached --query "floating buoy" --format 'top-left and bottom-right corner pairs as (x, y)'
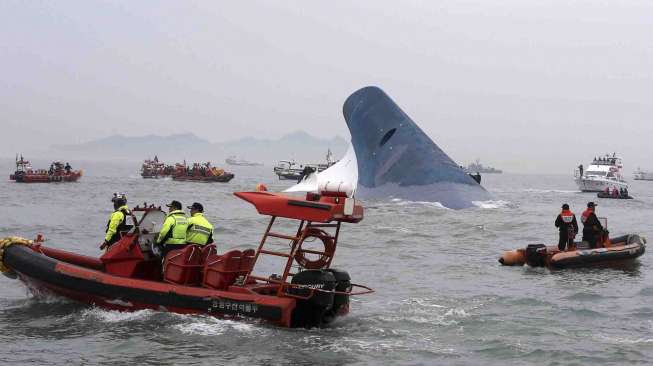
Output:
(498, 249), (526, 266)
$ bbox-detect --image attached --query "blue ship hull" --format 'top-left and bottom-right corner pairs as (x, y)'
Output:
(343, 86), (492, 209)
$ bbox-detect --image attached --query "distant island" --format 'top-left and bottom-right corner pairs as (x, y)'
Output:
(48, 131), (348, 164)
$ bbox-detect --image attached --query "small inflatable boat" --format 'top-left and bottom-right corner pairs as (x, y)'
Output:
(597, 192), (633, 199)
(499, 234), (646, 269)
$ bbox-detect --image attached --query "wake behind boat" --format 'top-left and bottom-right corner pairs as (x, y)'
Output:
(575, 153), (628, 192)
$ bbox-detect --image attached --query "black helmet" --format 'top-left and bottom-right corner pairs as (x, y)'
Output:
(187, 202), (204, 212)
(112, 192), (127, 206)
(166, 200), (182, 210)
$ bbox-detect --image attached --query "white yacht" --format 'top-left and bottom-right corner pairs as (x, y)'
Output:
(633, 168), (653, 181)
(574, 153), (628, 192)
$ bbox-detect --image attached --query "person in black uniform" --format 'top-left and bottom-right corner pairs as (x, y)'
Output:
(581, 202), (604, 249)
(555, 203), (578, 251)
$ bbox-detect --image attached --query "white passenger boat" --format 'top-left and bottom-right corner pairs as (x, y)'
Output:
(633, 168), (653, 181)
(574, 154), (628, 192)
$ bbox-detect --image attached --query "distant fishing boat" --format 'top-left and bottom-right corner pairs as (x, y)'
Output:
(172, 161), (235, 183)
(9, 154), (82, 183)
(273, 150), (337, 181)
(633, 168), (653, 181)
(464, 159), (502, 174)
(140, 156), (174, 179)
(225, 156), (263, 167)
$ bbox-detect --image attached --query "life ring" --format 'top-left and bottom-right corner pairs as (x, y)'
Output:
(294, 228), (336, 269)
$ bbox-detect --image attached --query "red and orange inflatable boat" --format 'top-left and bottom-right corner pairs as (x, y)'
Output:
(0, 190), (373, 328)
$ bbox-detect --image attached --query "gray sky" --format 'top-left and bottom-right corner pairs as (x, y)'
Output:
(2, 1), (652, 173)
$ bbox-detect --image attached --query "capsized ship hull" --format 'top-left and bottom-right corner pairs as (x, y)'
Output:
(288, 86), (492, 209)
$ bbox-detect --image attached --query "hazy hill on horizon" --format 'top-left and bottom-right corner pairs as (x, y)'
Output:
(40, 131), (348, 164)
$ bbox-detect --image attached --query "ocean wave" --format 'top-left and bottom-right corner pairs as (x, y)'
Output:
(523, 189), (579, 194)
(389, 199), (448, 209)
(80, 308), (156, 323)
(472, 200), (513, 209)
(376, 297), (471, 326)
(172, 315), (261, 336)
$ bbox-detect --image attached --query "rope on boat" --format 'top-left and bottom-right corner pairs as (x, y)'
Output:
(0, 236), (32, 273)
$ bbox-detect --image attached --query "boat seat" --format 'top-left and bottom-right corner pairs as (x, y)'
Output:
(163, 245), (204, 286)
(201, 244), (217, 261)
(240, 249), (255, 273)
(203, 250), (242, 290)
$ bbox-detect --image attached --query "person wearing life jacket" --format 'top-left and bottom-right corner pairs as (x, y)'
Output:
(156, 200), (189, 257)
(186, 202), (214, 246)
(555, 204), (578, 251)
(603, 186), (610, 195)
(101, 193), (132, 250)
(581, 202), (604, 249)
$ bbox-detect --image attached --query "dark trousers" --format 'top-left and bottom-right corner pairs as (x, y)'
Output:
(582, 230), (598, 249)
(558, 232), (573, 251)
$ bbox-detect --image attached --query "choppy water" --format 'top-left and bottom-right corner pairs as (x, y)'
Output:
(2, 160), (653, 365)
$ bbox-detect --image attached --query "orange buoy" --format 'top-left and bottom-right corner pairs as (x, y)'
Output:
(256, 183), (268, 192)
(498, 249), (526, 266)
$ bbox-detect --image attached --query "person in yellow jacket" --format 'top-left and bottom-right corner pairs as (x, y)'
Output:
(156, 200), (189, 256)
(101, 193), (131, 250)
(186, 202), (214, 245)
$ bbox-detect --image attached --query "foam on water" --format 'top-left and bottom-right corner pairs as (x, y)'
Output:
(172, 316), (260, 336)
(81, 308), (156, 323)
(472, 200), (513, 209)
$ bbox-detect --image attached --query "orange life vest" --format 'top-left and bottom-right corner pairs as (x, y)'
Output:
(581, 208), (593, 223)
(560, 209), (574, 223)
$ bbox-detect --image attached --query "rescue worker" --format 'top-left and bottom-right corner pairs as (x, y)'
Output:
(101, 193), (131, 250)
(155, 200), (189, 257)
(612, 187), (619, 198)
(555, 203), (578, 251)
(581, 202), (604, 249)
(65, 162), (72, 173)
(186, 202), (214, 245)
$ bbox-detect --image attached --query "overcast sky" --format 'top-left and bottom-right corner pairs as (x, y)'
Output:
(2, 1), (652, 173)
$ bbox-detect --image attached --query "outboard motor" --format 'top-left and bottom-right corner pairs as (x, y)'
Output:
(326, 268), (351, 315)
(525, 244), (547, 267)
(289, 269), (336, 327)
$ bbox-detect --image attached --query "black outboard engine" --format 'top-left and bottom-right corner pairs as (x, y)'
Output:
(326, 268), (351, 316)
(525, 244), (547, 267)
(289, 269), (336, 327)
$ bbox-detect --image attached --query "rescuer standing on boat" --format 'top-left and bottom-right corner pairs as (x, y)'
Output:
(581, 202), (604, 249)
(101, 193), (131, 250)
(555, 203), (578, 251)
(156, 200), (189, 256)
(186, 202), (214, 245)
